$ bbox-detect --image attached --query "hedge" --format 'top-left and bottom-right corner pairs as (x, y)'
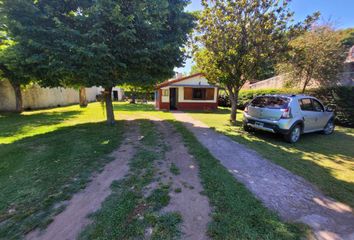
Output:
(218, 87), (354, 127)
(123, 91), (155, 101)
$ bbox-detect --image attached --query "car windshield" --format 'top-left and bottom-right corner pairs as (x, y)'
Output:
(250, 96), (289, 109)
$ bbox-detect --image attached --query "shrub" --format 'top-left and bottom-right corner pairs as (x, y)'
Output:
(124, 91), (154, 101)
(218, 87), (353, 127)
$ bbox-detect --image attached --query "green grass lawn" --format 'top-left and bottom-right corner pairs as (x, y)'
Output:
(0, 102), (174, 239)
(3, 102), (348, 239)
(187, 108), (354, 209)
(0, 103), (126, 238)
(0, 103), (306, 239)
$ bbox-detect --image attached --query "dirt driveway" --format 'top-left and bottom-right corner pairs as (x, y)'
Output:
(26, 118), (211, 240)
(26, 122), (140, 240)
(173, 112), (354, 240)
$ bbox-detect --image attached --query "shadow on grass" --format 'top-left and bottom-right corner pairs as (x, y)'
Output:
(0, 121), (125, 239)
(0, 111), (81, 139)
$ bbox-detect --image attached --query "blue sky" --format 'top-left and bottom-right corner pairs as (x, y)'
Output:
(176, 0), (354, 74)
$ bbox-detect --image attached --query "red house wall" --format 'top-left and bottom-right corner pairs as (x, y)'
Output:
(177, 102), (218, 111)
(157, 89), (170, 110)
(157, 88), (218, 111)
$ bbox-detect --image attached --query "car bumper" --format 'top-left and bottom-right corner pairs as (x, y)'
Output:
(243, 114), (291, 134)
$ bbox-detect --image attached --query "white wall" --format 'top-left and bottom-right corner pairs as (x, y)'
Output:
(0, 80), (15, 111)
(0, 79), (123, 111)
(171, 75), (210, 86)
(161, 87), (170, 103)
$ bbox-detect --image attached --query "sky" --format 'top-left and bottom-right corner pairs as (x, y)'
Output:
(176, 0), (354, 74)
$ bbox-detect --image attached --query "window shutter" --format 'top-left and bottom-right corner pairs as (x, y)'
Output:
(184, 87), (193, 100)
(206, 88), (215, 100)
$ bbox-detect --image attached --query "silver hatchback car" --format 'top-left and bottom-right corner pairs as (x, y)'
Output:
(243, 95), (335, 143)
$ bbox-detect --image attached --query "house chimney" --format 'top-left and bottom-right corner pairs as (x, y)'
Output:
(175, 72), (183, 79)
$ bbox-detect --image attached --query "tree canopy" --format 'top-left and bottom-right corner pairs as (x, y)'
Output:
(193, 0), (318, 122)
(2, 0), (194, 123)
(278, 26), (347, 93)
(0, 33), (33, 112)
(339, 28), (354, 48)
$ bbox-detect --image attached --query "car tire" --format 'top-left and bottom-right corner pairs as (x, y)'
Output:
(322, 120), (335, 135)
(284, 125), (301, 143)
(243, 124), (255, 132)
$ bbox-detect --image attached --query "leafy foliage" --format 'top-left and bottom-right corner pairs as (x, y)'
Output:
(278, 26), (347, 92)
(0, 38), (33, 112)
(194, 0), (318, 122)
(1, 0), (194, 122)
(338, 28), (354, 48)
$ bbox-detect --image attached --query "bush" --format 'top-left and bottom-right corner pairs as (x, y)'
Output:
(218, 87), (353, 127)
(124, 91), (154, 101)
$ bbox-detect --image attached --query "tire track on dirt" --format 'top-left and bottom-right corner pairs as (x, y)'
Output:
(26, 121), (140, 240)
(151, 120), (211, 240)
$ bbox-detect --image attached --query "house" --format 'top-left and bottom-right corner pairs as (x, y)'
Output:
(155, 73), (218, 111)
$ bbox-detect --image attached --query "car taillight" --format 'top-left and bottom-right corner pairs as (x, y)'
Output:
(281, 107), (292, 119)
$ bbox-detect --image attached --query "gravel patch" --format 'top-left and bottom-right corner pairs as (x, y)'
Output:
(173, 111), (354, 240)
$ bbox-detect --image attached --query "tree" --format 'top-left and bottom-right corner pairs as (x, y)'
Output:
(2, 0), (194, 124)
(338, 28), (354, 48)
(0, 41), (32, 112)
(190, 64), (202, 75)
(194, 0), (318, 123)
(279, 26), (347, 93)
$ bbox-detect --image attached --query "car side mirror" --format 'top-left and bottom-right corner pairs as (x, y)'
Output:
(325, 105), (335, 112)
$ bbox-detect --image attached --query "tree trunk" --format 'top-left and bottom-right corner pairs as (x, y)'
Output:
(104, 87), (115, 125)
(302, 79), (310, 93)
(144, 91), (149, 103)
(302, 73), (312, 93)
(11, 82), (23, 113)
(228, 87), (239, 124)
(79, 87), (88, 107)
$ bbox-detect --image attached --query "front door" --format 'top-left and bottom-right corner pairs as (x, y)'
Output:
(169, 88), (177, 110)
(113, 91), (118, 101)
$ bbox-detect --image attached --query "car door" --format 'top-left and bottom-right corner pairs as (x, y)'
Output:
(299, 98), (316, 132)
(311, 99), (328, 129)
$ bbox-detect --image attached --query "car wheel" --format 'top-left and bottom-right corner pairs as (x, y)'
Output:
(243, 124), (255, 132)
(322, 120), (335, 135)
(284, 125), (301, 143)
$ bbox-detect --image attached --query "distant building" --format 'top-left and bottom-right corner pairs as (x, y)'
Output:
(155, 73), (218, 111)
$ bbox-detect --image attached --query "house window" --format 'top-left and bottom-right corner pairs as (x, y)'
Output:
(192, 88), (206, 100)
(162, 89), (169, 96)
(184, 87), (215, 100)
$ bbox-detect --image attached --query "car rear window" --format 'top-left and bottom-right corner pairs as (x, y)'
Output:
(250, 96), (289, 109)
